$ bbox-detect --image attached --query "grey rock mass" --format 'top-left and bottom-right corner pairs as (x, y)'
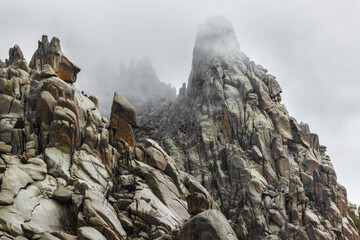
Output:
(137, 16), (360, 240)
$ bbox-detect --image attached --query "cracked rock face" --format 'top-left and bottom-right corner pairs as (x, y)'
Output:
(0, 35), (236, 240)
(29, 35), (81, 84)
(137, 16), (360, 239)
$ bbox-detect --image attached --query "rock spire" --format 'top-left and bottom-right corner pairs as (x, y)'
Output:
(137, 16), (360, 239)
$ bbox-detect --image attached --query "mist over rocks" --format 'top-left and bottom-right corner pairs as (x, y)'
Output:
(0, 14), (359, 239)
(96, 57), (176, 117)
(0, 35), (236, 239)
(29, 35), (81, 84)
(137, 16), (360, 239)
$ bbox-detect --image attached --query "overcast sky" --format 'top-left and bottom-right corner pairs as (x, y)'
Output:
(1, 0), (360, 205)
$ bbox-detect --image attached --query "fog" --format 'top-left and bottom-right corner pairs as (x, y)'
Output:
(1, 0), (360, 204)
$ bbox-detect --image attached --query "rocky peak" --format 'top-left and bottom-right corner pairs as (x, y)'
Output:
(29, 35), (80, 83)
(188, 16), (241, 98)
(137, 17), (360, 240)
(1, 44), (31, 72)
(128, 57), (158, 83)
(8, 45), (24, 65)
(194, 16), (239, 59)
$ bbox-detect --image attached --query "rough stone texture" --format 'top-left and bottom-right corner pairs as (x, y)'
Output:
(29, 35), (80, 83)
(176, 209), (237, 240)
(146, 146), (168, 171)
(78, 227), (106, 240)
(109, 92), (138, 147)
(0, 141), (12, 153)
(110, 92), (139, 128)
(0, 165), (33, 205)
(2, 22), (359, 240)
(44, 147), (71, 179)
(137, 16), (360, 239)
(52, 186), (73, 203)
(114, 117), (135, 147)
(0, 35), (232, 240)
(2, 155), (47, 181)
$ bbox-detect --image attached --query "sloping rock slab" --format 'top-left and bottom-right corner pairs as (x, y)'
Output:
(176, 209), (237, 240)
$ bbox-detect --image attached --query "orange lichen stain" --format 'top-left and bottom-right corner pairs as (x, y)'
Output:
(57, 62), (74, 83)
(222, 113), (232, 139)
(115, 117), (135, 147)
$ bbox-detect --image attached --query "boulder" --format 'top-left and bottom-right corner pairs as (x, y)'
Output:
(265, 75), (282, 98)
(37, 91), (56, 125)
(0, 78), (13, 95)
(0, 141), (12, 153)
(110, 92), (139, 128)
(71, 149), (111, 192)
(41, 64), (57, 78)
(268, 106), (292, 140)
(78, 227), (106, 240)
(26, 198), (75, 234)
(110, 92), (138, 147)
(182, 173), (221, 212)
(52, 186), (73, 203)
(0, 93), (22, 115)
(176, 209), (237, 240)
(128, 186), (186, 231)
(7, 156), (47, 181)
(8, 45), (24, 65)
(83, 188), (127, 239)
(187, 192), (211, 215)
(131, 160), (190, 224)
(0, 165), (33, 205)
(44, 147), (71, 179)
(0, 117), (15, 144)
(40, 233), (61, 240)
(0, 184), (40, 232)
(146, 146), (168, 171)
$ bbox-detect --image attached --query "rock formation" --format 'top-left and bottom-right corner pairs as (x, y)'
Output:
(29, 35), (81, 84)
(0, 35), (236, 240)
(137, 16), (360, 239)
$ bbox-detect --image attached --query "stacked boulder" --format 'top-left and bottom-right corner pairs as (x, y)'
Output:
(109, 92), (139, 147)
(29, 35), (80, 83)
(0, 36), (237, 240)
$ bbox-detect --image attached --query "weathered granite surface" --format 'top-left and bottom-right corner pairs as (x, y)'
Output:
(0, 35), (235, 240)
(137, 16), (360, 240)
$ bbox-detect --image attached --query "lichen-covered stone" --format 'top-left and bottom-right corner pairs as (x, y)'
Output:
(29, 35), (80, 83)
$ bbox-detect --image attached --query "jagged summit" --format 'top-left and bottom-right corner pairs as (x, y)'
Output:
(137, 17), (360, 239)
(0, 35), (237, 240)
(29, 35), (81, 83)
(128, 57), (158, 83)
(188, 16), (247, 100)
(194, 16), (239, 57)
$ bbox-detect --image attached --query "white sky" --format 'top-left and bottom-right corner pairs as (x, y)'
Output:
(1, 0), (359, 205)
